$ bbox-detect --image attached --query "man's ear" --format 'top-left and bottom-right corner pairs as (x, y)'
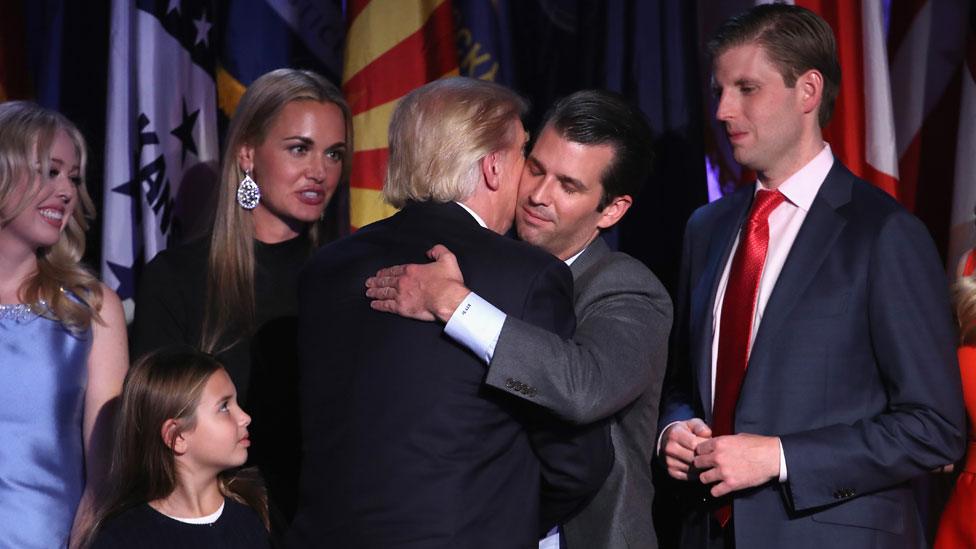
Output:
(161, 418), (188, 455)
(481, 151), (501, 191)
(596, 194), (633, 230)
(797, 69), (823, 116)
(237, 143), (255, 174)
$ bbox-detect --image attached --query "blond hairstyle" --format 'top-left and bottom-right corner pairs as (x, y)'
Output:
(383, 77), (527, 208)
(83, 347), (268, 547)
(955, 274), (976, 346)
(0, 101), (102, 331)
(203, 69), (352, 353)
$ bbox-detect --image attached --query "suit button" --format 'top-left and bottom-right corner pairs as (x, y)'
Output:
(527, 388), (537, 397)
(833, 491), (843, 499)
(505, 379), (515, 389)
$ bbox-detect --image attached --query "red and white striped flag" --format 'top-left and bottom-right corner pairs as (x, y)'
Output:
(797, 0), (900, 198)
(888, 0), (973, 266)
(947, 1), (976, 272)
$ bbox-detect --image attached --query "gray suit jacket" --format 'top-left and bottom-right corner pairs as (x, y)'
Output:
(486, 237), (673, 549)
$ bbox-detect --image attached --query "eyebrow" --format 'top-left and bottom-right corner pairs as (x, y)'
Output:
(48, 157), (80, 171)
(733, 78), (760, 87)
(528, 155), (586, 191)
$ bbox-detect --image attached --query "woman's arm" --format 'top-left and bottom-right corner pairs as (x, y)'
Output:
(71, 285), (129, 548)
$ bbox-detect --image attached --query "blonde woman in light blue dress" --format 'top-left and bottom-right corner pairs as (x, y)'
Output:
(0, 101), (127, 548)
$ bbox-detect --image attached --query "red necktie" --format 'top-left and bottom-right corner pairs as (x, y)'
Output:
(711, 189), (785, 527)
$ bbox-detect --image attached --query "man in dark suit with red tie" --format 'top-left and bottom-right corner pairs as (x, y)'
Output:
(659, 4), (965, 548)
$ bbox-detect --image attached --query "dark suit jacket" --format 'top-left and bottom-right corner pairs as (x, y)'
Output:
(286, 201), (613, 549)
(661, 160), (965, 549)
(487, 237), (672, 548)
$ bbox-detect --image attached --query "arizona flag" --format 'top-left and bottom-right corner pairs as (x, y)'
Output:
(102, 0), (220, 317)
(343, 0), (459, 230)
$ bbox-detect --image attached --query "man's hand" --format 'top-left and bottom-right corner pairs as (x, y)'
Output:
(693, 433), (780, 498)
(365, 244), (470, 323)
(661, 418), (713, 481)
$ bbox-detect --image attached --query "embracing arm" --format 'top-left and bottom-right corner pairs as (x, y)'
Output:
(71, 285), (128, 547)
(779, 212), (965, 512)
(487, 257), (672, 424)
(512, 259), (613, 531)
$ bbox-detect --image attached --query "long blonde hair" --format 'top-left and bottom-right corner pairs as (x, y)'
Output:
(955, 273), (976, 347)
(83, 347), (268, 547)
(0, 101), (101, 330)
(202, 69), (352, 353)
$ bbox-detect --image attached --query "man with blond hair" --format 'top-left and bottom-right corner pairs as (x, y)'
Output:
(286, 77), (611, 548)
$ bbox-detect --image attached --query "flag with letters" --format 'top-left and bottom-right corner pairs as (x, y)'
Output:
(101, 0), (220, 316)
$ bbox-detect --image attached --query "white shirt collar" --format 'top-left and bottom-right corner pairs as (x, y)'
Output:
(565, 247), (586, 266)
(757, 143), (833, 212)
(455, 201), (487, 228)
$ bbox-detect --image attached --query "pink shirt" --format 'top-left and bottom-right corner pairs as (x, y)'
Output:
(708, 144), (834, 481)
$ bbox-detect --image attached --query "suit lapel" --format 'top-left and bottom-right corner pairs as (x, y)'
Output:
(693, 187), (753, 421)
(746, 162), (853, 374)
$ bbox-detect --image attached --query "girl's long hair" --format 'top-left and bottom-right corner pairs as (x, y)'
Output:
(201, 69), (352, 354)
(0, 101), (101, 330)
(83, 347), (268, 546)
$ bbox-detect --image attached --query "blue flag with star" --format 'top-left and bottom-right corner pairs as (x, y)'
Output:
(102, 0), (219, 316)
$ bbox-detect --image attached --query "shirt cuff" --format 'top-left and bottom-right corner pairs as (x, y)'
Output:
(778, 438), (788, 482)
(443, 291), (506, 364)
(656, 421), (683, 457)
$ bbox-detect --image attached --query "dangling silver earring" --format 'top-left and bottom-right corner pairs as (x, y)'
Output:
(236, 169), (260, 210)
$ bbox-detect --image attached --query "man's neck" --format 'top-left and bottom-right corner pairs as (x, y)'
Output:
(758, 138), (826, 190)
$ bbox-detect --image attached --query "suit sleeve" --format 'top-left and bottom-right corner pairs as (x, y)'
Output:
(130, 252), (191, 360)
(780, 211), (966, 511)
(512, 260), (614, 532)
(486, 257), (672, 424)
(658, 215), (701, 433)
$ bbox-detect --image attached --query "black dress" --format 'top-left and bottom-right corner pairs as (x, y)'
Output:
(132, 233), (310, 536)
(91, 499), (270, 549)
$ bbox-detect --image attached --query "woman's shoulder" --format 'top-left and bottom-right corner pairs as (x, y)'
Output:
(960, 345), (976, 365)
(145, 236), (211, 273)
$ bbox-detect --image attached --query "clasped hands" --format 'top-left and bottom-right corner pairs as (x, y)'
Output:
(661, 418), (781, 498)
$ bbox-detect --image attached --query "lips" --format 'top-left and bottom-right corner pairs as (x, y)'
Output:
(726, 129), (749, 144)
(239, 433), (251, 447)
(296, 187), (325, 206)
(38, 206), (65, 228)
(520, 205), (554, 226)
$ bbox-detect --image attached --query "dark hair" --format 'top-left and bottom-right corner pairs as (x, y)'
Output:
(707, 3), (841, 128)
(540, 90), (654, 210)
(82, 347), (267, 547)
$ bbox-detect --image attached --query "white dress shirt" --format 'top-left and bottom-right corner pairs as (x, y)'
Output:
(709, 144), (834, 481)
(445, 240), (586, 363)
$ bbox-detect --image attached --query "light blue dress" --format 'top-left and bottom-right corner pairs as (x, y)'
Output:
(0, 303), (91, 548)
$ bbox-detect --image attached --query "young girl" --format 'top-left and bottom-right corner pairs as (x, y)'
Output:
(85, 347), (270, 548)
